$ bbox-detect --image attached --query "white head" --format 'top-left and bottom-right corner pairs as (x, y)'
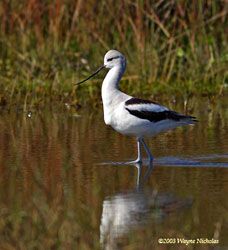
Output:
(104, 50), (126, 70)
(76, 49), (126, 85)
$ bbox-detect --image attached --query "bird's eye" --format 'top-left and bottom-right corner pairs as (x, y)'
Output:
(107, 56), (120, 62)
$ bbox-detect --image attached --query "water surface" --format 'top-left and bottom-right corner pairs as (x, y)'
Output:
(0, 97), (227, 249)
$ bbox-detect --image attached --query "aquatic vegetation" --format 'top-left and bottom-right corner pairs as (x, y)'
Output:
(0, 0), (227, 109)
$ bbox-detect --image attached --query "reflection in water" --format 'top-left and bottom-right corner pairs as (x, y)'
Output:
(0, 97), (227, 249)
(100, 163), (192, 249)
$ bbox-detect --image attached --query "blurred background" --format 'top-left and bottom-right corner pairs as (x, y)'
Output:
(0, 0), (227, 109)
(0, 1), (228, 249)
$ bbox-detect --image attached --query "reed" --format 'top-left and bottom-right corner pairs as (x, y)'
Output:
(0, 0), (227, 109)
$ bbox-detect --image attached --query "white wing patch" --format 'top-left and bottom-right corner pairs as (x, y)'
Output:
(126, 103), (168, 113)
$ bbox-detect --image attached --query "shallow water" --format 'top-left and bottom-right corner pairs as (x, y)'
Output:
(0, 96), (227, 249)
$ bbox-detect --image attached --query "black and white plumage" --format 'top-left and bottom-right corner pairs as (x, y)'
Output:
(77, 50), (197, 163)
(125, 97), (197, 123)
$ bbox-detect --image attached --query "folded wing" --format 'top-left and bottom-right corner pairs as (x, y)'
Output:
(125, 97), (197, 123)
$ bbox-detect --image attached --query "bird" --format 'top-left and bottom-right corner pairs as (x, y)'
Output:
(77, 50), (197, 164)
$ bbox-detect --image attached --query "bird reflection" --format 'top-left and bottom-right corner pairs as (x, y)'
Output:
(100, 162), (192, 249)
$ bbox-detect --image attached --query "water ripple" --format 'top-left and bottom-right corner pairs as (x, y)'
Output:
(155, 154), (228, 168)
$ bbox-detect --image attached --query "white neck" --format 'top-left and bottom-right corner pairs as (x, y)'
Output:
(101, 65), (128, 125)
(101, 65), (125, 104)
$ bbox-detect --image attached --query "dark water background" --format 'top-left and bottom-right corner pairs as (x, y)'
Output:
(0, 96), (227, 249)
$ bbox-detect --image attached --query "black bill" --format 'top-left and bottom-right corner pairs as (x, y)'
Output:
(76, 65), (105, 85)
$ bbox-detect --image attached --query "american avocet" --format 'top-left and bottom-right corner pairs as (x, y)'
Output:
(77, 50), (197, 163)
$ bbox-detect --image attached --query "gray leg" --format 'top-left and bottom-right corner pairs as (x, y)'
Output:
(141, 138), (153, 163)
(135, 138), (142, 163)
(128, 138), (142, 164)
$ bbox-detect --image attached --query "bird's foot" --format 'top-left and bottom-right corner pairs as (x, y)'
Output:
(127, 159), (142, 165)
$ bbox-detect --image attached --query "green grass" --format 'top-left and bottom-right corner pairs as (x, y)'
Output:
(0, 0), (227, 110)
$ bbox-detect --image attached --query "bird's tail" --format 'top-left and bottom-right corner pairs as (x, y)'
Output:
(180, 115), (198, 125)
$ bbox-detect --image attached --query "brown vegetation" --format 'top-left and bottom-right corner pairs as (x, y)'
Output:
(0, 0), (227, 108)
